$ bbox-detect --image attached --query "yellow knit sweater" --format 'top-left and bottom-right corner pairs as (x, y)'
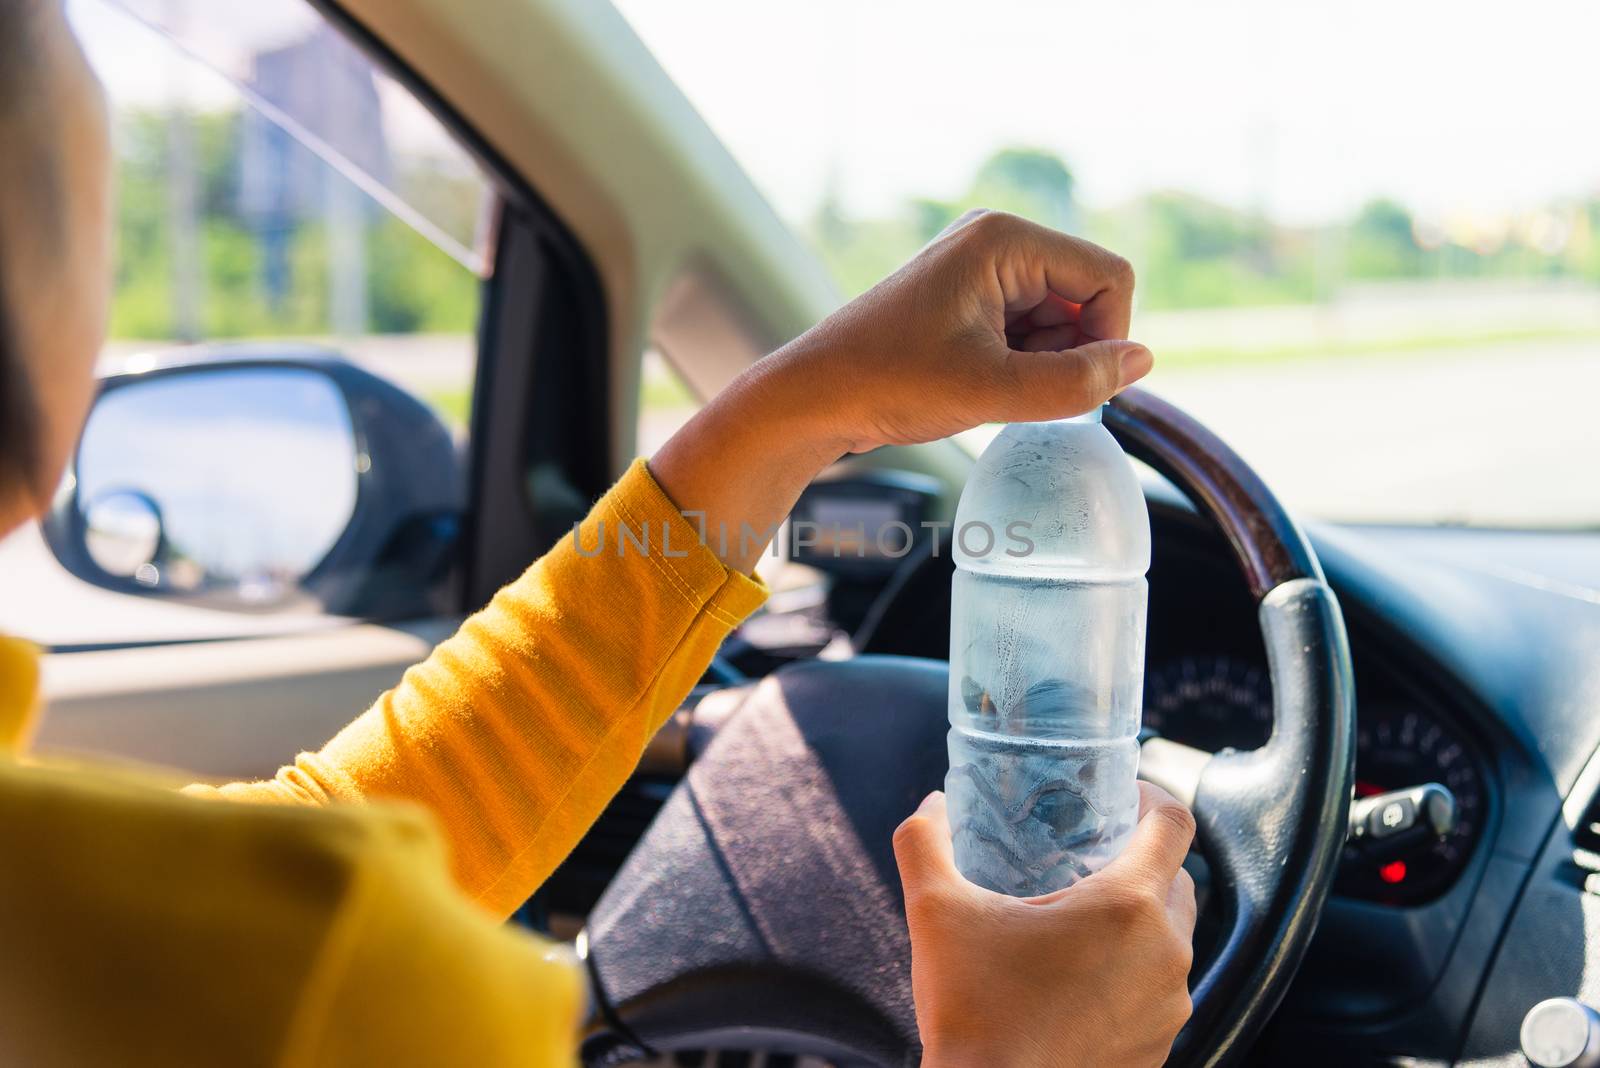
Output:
(0, 459), (767, 1066)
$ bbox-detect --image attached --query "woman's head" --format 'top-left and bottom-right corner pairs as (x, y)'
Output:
(0, 0), (112, 535)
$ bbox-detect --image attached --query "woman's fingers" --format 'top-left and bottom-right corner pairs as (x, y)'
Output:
(892, 791), (963, 894)
(959, 212), (1135, 342)
(987, 339), (1152, 423)
(1028, 229), (1136, 342)
(1024, 293), (1082, 329)
(1014, 323), (1083, 353)
(1005, 293), (1081, 336)
(1101, 781), (1198, 894)
(1167, 866), (1199, 941)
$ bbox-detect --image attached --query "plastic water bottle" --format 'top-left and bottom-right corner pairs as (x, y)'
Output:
(946, 406), (1151, 897)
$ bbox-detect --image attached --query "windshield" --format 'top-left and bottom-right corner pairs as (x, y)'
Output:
(616, 0), (1600, 528)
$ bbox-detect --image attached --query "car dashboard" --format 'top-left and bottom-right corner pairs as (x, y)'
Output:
(543, 468), (1600, 1066)
(1142, 530), (1489, 911)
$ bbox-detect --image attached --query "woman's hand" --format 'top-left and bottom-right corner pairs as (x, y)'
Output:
(759, 208), (1152, 456)
(894, 783), (1198, 1068)
(651, 210), (1153, 573)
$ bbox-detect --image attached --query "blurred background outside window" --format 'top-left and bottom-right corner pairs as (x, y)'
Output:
(81, 0), (489, 428)
(617, 0), (1600, 527)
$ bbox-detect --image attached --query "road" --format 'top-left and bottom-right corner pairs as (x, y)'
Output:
(1145, 337), (1600, 527)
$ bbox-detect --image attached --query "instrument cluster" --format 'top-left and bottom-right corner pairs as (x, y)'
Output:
(1144, 653), (1486, 906)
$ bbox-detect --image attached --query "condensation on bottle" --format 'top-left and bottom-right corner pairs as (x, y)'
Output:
(945, 406), (1151, 897)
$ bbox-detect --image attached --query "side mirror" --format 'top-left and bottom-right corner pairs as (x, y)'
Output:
(44, 349), (465, 618)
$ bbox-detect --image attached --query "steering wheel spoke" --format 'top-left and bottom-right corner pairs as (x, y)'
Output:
(1140, 736), (1212, 809)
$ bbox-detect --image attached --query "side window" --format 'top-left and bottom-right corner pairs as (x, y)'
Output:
(0, 0), (493, 647)
(636, 350), (700, 456)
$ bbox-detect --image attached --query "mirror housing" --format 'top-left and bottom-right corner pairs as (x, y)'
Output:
(43, 345), (465, 619)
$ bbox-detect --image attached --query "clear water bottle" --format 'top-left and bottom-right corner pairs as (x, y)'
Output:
(946, 407), (1151, 897)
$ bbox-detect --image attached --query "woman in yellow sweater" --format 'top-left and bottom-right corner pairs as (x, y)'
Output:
(0, 3), (1197, 1065)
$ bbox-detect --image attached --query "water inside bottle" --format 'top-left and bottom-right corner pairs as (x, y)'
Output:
(945, 414), (1150, 897)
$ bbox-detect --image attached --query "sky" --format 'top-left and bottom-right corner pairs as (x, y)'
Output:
(613, 0), (1600, 228)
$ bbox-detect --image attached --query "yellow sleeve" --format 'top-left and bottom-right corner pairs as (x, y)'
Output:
(185, 459), (767, 918)
(0, 635), (41, 755)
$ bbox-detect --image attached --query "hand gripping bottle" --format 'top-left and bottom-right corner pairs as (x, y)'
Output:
(946, 406), (1151, 896)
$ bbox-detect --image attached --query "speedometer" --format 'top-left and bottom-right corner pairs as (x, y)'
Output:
(1337, 702), (1486, 904)
(1144, 654), (1273, 752)
(1143, 655), (1487, 906)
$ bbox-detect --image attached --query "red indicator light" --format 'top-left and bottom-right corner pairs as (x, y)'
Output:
(1379, 860), (1407, 884)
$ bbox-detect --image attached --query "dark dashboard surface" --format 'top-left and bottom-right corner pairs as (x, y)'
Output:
(1277, 518), (1600, 1064)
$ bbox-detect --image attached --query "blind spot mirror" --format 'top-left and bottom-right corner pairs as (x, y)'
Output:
(82, 490), (163, 582)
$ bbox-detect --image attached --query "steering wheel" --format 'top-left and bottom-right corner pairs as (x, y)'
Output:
(580, 387), (1355, 1067)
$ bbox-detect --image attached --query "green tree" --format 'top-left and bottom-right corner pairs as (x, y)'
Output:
(368, 216), (479, 334)
(105, 104), (481, 341)
(806, 142), (1600, 316)
(1347, 198), (1420, 279)
(910, 146), (1077, 242)
(970, 148), (1075, 231)
(811, 146), (1082, 298)
(1124, 192), (1313, 309)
